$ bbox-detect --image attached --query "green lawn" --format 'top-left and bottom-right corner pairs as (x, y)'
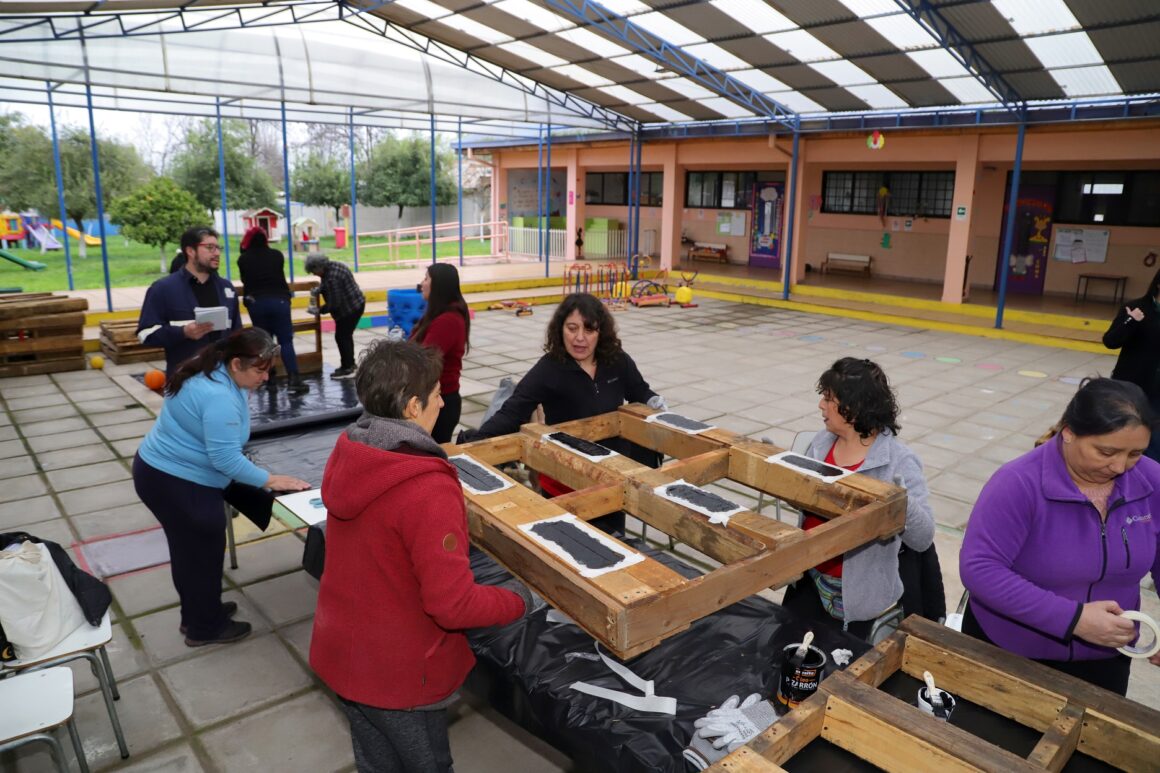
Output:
(0, 234), (496, 294)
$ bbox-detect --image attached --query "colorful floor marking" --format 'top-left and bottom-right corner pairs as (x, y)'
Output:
(901, 351), (926, 358)
(935, 356), (961, 363)
(799, 335), (824, 342)
(1058, 376), (1083, 385)
(1017, 370), (1048, 378)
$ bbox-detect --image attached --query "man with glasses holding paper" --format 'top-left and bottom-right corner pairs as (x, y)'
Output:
(137, 225), (242, 377)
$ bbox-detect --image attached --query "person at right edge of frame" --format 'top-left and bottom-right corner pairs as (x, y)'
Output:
(961, 378), (1160, 696)
(1102, 267), (1160, 461)
(310, 339), (538, 773)
(305, 252), (365, 380)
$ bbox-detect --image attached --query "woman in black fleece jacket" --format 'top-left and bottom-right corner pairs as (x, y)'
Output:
(1103, 267), (1160, 459)
(238, 227), (307, 394)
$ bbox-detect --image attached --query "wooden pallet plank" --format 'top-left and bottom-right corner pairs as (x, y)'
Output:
(549, 483), (624, 521)
(845, 630), (906, 687)
(0, 297), (88, 320)
(0, 357), (87, 377)
(0, 335), (84, 358)
(520, 425), (647, 489)
(727, 444), (883, 520)
(444, 434), (523, 466)
(1027, 702), (1083, 773)
(0, 312), (86, 334)
(820, 673), (1041, 773)
(617, 405), (731, 459)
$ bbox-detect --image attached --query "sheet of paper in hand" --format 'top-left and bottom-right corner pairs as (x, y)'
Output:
(194, 305), (230, 331)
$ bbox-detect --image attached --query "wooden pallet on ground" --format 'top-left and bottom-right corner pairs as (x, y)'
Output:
(448, 404), (906, 659)
(0, 293), (89, 377)
(711, 615), (1160, 773)
(99, 319), (165, 364)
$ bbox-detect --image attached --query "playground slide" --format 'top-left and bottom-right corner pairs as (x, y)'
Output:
(50, 219), (102, 247)
(0, 249), (47, 271)
(28, 224), (62, 250)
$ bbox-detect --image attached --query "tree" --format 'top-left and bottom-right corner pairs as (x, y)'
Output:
(360, 134), (456, 217)
(108, 177), (210, 272)
(170, 120), (278, 212)
(293, 153), (349, 222)
(0, 117), (151, 256)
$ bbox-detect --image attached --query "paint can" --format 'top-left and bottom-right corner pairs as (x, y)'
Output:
(916, 686), (957, 721)
(775, 641), (826, 713)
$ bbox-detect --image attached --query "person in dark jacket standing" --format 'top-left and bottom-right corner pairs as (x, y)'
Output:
(311, 340), (533, 773)
(463, 293), (667, 532)
(411, 263), (469, 443)
(238, 226), (308, 395)
(960, 378), (1160, 695)
(138, 226), (241, 377)
(1103, 268), (1160, 460)
(305, 252), (365, 379)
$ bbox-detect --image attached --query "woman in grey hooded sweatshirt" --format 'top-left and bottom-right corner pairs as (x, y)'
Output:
(781, 357), (936, 640)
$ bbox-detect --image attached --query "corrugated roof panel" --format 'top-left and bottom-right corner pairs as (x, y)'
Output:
(596, 84), (654, 106)
(857, 51), (941, 84)
(656, 77), (718, 100)
(553, 64), (613, 88)
(717, 37), (799, 68)
(557, 27), (632, 58)
(709, 0), (796, 35)
(681, 42), (753, 70)
(809, 21), (893, 58)
(664, 4), (750, 39)
(411, 21), (494, 51)
(1067, 0), (1159, 26)
(631, 11), (706, 45)
(520, 33), (593, 62)
(667, 99), (731, 121)
(765, 30), (839, 62)
(935, 76), (1001, 104)
(637, 102), (693, 122)
(698, 96), (762, 118)
(839, 0), (903, 15)
(845, 83), (907, 108)
(938, 3), (1019, 42)
(860, 13), (939, 51)
(460, 7), (542, 39)
(487, 0), (574, 33)
(887, 79), (962, 108)
(608, 53), (664, 78)
(497, 40), (567, 68)
(1106, 62), (1160, 95)
(767, 63), (844, 90)
(801, 85), (872, 111)
(1025, 32), (1104, 69)
(599, 0), (651, 15)
(730, 69), (792, 93)
(810, 59), (875, 87)
(991, 0), (1081, 36)
(975, 39), (1051, 73)
(1003, 70), (1067, 100)
(770, 0), (857, 27)
(1053, 65), (1123, 97)
(773, 90), (826, 113)
(1087, 21), (1160, 63)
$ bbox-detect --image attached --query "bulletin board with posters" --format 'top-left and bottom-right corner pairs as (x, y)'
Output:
(1052, 227), (1109, 264)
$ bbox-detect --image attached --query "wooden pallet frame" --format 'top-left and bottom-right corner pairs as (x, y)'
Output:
(710, 615), (1160, 773)
(449, 404), (907, 659)
(0, 293), (88, 377)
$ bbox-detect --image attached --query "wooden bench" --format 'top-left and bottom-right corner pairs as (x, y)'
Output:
(687, 242), (728, 264)
(821, 252), (872, 276)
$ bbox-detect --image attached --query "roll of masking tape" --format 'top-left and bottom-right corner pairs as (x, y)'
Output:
(1118, 611), (1160, 658)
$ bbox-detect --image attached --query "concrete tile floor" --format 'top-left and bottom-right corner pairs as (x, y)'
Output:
(0, 296), (1158, 772)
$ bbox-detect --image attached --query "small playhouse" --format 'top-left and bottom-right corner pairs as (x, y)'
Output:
(241, 208), (284, 242)
(291, 216), (320, 248)
(0, 211), (26, 244)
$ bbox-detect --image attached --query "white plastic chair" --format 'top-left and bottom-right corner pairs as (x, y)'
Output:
(0, 667), (89, 773)
(2, 610), (128, 760)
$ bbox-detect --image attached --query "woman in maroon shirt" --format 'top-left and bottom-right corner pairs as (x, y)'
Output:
(411, 264), (470, 443)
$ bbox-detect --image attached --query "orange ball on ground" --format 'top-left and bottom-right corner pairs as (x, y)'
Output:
(143, 370), (166, 390)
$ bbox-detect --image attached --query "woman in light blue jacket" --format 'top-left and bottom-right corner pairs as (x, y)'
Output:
(133, 328), (309, 647)
(781, 357), (936, 639)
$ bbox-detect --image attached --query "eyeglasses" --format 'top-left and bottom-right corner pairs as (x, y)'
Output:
(197, 242), (222, 253)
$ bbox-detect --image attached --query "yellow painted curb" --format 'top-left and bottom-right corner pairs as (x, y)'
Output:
(696, 289), (1108, 355)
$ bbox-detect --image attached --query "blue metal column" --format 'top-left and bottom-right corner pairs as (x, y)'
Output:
(995, 121), (1026, 329)
(457, 117), (464, 267)
(348, 107), (359, 272)
(46, 82), (74, 291)
(545, 123), (552, 276)
(633, 130), (643, 268)
(84, 81), (113, 312)
(429, 113), (437, 265)
(536, 126), (544, 264)
(215, 98), (231, 280)
(782, 127), (801, 301)
(625, 131), (635, 271)
(281, 102), (294, 281)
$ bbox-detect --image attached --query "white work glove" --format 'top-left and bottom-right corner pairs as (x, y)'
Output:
(647, 395), (669, 412)
(693, 693), (776, 752)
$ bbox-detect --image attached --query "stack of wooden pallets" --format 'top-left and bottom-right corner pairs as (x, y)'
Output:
(98, 319), (164, 365)
(0, 293), (89, 377)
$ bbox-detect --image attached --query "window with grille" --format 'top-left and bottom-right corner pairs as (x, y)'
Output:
(822, 170), (956, 218)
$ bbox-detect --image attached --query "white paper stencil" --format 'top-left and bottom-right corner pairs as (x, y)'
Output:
(765, 450), (854, 484)
(519, 514), (643, 578)
(644, 412), (716, 435)
(653, 478), (746, 525)
(541, 432), (620, 463)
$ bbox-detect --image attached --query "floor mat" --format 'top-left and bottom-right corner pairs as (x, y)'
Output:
(79, 528), (170, 578)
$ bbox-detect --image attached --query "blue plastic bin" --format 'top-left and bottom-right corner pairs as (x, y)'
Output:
(386, 288), (427, 338)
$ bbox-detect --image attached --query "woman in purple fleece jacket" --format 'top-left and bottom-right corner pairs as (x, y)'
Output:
(961, 378), (1160, 695)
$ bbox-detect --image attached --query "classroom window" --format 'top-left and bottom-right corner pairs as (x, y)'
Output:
(585, 171), (662, 206)
(1055, 171), (1160, 227)
(684, 171), (761, 209)
(821, 170), (956, 217)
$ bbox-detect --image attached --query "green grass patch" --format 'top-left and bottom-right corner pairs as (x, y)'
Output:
(0, 234), (495, 294)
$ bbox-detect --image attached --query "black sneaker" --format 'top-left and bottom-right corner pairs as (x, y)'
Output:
(330, 366), (356, 380)
(287, 376), (310, 395)
(179, 601), (237, 636)
(184, 619), (252, 648)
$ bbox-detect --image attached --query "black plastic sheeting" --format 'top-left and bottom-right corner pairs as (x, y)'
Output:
(465, 543), (868, 773)
(247, 370), (362, 432)
(244, 410), (356, 487)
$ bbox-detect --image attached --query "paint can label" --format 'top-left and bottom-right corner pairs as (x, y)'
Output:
(775, 643), (827, 712)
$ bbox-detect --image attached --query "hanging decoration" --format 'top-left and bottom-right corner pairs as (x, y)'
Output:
(877, 185), (891, 226)
(867, 130), (886, 150)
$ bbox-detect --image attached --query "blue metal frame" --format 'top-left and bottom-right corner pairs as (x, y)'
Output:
(45, 82), (74, 292)
(281, 101), (294, 281)
(782, 125), (801, 301)
(84, 80), (113, 313)
(215, 97), (232, 280)
(626, 131), (635, 273)
(349, 107), (359, 271)
(541, 0), (798, 131)
(545, 122), (552, 277)
(633, 130), (642, 263)
(341, 14), (636, 133)
(430, 113), (437, 265)
(892, 0), (1024, 112)
(457, 117), (464, 268)
(536, 126), (544, 265)
(995, 121), (1027, 330)
(0, 0), (389, 42)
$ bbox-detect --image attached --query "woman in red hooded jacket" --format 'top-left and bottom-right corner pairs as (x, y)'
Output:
(310, 339), (533, 772)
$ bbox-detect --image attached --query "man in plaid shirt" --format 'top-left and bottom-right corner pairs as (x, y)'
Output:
(305, 253), (366, 379)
